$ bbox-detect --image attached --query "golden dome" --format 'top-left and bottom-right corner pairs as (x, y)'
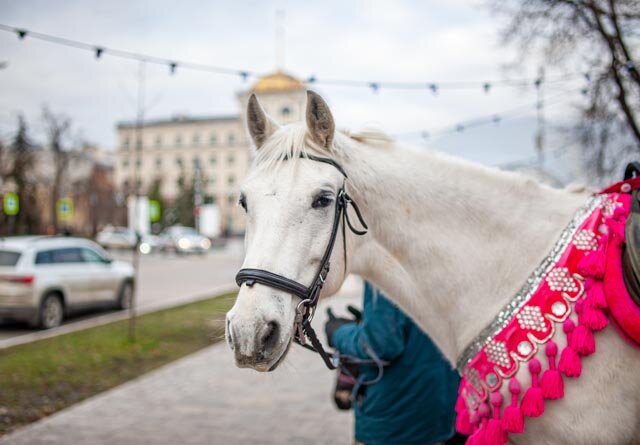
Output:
(251, 70), (305, 94)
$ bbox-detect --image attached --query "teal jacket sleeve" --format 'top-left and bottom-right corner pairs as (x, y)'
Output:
(331, 282), (408, 362)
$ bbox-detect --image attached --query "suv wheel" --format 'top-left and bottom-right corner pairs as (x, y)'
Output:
(118, 281), (134, 310)
(39, 294), (64, 329)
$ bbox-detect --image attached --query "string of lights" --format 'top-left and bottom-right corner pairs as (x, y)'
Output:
(395, 86), (587, 142)
(0, 23), (588, 93)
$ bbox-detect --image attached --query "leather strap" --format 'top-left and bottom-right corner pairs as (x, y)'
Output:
(235, 154), (368, 370)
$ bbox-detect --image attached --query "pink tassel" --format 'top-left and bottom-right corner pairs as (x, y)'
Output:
(578, 249), (605, 279)
(456, 407), (473, 435)
(485, 392), (508, 445)
(502, 379), (524, 434)
(579, 305), (609, 331)
(558, 319), (582, 377)
(470, 403), (490, 445)
(540, 341), (564, 400)
(571, 324), (596, 356)
(584, 279), (608, 310)
(521, 358), (544, 417)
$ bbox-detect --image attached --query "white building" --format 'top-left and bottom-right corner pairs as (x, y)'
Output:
(114, 71), (307, 233)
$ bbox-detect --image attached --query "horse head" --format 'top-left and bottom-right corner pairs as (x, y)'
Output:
(225, 91), (353, 371)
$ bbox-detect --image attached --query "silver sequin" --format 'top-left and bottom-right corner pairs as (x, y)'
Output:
(517, 340), (533, 356)
(551, 301), (567, 317)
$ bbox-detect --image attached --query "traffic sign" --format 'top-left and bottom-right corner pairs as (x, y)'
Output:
(149, 199), (161, 223)
(3, 192), (19, 216)
(57, 198), (74, 221)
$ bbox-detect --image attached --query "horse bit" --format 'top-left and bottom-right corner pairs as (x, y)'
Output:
(235, 154), (370, 370)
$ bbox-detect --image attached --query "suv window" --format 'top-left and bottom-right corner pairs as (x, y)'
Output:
(0, 250), (21, 266)
(81, 248), (107, 264)
(35, 248), (84, 265)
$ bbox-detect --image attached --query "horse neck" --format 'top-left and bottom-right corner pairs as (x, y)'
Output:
(340, 140), (588, 366)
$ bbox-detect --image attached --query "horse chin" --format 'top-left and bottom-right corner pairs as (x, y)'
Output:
(266, 336), (293, 372)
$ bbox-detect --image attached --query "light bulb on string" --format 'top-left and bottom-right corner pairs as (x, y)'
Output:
(95, 47), (103, 59)
(429, 84), (438, 95)
(307, 75), (316, 84)
(369, 82), (380, 93)
(16, 29), (27, 40)
(483, 82), (491, 93)
(239, 71), (248, 82)
(169, 62), (177, 75)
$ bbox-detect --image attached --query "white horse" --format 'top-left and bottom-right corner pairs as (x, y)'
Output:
(226, 91), (640, 445)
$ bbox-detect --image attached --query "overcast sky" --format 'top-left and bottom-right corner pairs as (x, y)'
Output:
(0, 0), (588, 173)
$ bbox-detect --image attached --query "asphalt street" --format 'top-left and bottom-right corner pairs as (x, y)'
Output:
(0, 240), (245, 342)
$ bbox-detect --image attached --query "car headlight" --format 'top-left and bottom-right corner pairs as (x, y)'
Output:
(200, 238), (211, 249)
(178, 237), (191, 249)
(139, 242), (151, 254)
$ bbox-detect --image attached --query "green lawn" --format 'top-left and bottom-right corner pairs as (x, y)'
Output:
(0, 292), (236, 436)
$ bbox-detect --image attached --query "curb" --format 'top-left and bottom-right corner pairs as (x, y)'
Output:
(0, 283), (237, 350)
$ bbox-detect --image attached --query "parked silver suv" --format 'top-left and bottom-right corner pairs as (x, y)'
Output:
(0, 236), (135, 329)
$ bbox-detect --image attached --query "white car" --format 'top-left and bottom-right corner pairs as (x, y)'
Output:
(0, 236), (135, 329)
(96, 226), (159, 254)
(160, 226), (211, 255)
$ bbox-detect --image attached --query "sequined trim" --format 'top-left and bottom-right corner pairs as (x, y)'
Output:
(456, 194), (606, 372)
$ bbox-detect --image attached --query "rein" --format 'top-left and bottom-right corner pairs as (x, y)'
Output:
(235, 153), (369, 370)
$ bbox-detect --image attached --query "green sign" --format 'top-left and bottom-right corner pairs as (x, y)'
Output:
(149, 199), (161, 223)
(3, 192), (19, 216)
(57, 198), (74, 221)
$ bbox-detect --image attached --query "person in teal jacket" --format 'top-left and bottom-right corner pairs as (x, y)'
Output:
(325, 281), (461, 445)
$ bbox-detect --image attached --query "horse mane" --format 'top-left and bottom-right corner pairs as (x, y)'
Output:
(250, 124), (394, 175)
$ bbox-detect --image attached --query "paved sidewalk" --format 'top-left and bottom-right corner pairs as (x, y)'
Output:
(1, 281), (362, 445)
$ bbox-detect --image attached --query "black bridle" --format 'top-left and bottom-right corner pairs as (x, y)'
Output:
(235, 154), (369, 370)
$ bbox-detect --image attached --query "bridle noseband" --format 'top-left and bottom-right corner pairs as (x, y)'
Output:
(235, 154), (368, 370)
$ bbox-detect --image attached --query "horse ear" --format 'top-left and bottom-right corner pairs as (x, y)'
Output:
(305, 90), (335, 149)
(246, 94), (278, 149)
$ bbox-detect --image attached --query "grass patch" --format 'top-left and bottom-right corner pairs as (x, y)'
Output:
(0, 292), (236, 437)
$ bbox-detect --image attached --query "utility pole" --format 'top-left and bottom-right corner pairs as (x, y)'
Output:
(535, 66), (545, 169)
(275, 9), (285, 71)
(194, 161), (202, 233)
(129, 60), (145, 342)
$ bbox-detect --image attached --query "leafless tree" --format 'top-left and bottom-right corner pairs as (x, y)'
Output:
(491, 0), (640, 184)
(42, 107), (72, 231)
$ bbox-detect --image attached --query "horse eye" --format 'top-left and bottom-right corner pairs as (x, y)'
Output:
(312, 194), (333, 209)
(238, 195), (247, 211)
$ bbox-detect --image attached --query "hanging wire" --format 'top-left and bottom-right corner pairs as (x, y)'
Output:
(0, 23), (586, 92)
(394, 86), (588, 142)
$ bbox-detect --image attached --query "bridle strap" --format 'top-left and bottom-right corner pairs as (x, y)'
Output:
(235, 154), (368, 370)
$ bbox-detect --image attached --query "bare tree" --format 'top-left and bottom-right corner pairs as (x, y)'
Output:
(42, 107), (72, 232)
(491, 0), (640, 184)
(3, 116), (40, 235)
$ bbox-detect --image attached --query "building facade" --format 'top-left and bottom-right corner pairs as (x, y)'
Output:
(114, 71), (307, 234)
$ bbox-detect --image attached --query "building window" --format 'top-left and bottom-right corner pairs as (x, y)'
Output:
(175, 135), (182, 147)
(209, 134), (217, 146)
(136, 159), (142, 168)
(192, 134), (200, 146)
(176, 156), (183, 167)
(155, 135), (162, 148)
(227, 175), (235, 186)
(227, 154), (235, 165)
(209, 175), (216, 185)
(193, 157), (201, 169)
(122, 137), (130, 150)
(281, 106), (291, 116)
(209, 155), (217, 166)
(155, 157), (162, 168)
(123, 179), (130, 189)
(228, 133), (235, 146)
(122, 159), (129, 167)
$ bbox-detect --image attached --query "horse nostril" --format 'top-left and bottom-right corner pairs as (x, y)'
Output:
(261, 320), (280, 354)
(226, 317), (235, 350)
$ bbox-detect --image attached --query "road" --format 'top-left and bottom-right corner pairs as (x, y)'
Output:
(0, 239), (245, 342)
